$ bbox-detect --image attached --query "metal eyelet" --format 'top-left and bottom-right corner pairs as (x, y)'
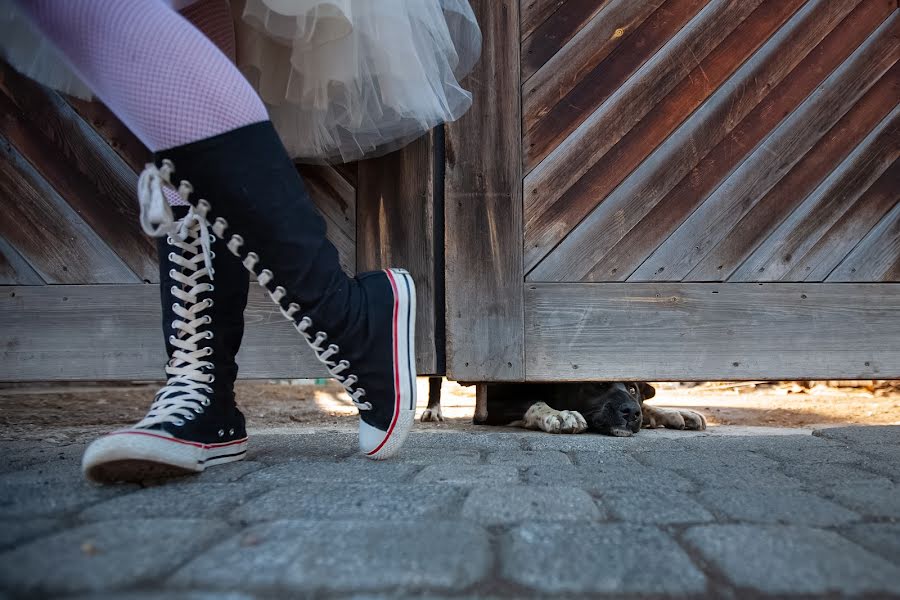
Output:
(229, 428), (235, 435)
(204, 347), (213, 356)
(175, 419), (185, 426)
(202, 397), (211, 406)
(195, 406), (204, 414)
(218, 429), (225, 437)
(207, 299), (215, 308)
(208, 284), (215, 292)
(168, 253), (177, 261)
(205, 331), (214, 339)
(170, 286), (178, 295)
(204, 315), (212, 324)
(208, 375), (216, 383)
(185, 413), (195, 421)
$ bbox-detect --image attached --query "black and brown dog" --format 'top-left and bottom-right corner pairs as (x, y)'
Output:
(421, 380), (706, 436)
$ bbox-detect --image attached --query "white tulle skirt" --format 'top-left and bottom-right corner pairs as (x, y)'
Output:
(0, 0), (481, 162)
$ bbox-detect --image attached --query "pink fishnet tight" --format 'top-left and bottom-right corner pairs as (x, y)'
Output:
(16, 0), (268, 154)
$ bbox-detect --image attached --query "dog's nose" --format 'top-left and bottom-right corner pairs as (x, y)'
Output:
(620, 405), (639, 420)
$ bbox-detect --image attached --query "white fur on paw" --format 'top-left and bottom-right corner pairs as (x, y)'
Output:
(420, 407), (443, 422)
(540, 413), (563, 433)
(558, 410), (587, 433)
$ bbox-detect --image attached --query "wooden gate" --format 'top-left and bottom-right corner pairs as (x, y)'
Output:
(444, 0), (900, 382)
(2, 0), (899, 384)
(0, 62), (441, 381)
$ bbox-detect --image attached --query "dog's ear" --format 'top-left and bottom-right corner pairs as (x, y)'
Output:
(638, 382), (656, 399)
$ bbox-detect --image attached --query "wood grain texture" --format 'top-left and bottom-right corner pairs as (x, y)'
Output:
(521, 0), (612, 81)
(524, 0), (711, 171)
(523, 0), (804, 273)
(790, 159), (899, 281)
(731, 106), (899, 281)
(522, 0), (662, 149)
(0, 237), (43, 285)
(0, 285), (331, 382)
(445, 0), (524, 381)
(629, 11), (899, 282)
(357, 133), (438, 374)
(828, 200), (900, 282)
(296, 163), (356, 274)
(525, 283), (900, 381)
(66, 96), (149, 172)
(0, 141), (141, 284)
(527, 0), (864, 281)
(688, 61), (900, 281)
(0, 62), (158, 282)
(521, 0), (567, 39)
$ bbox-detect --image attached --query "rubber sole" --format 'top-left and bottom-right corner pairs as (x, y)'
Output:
(82, 430), (248, 483)
(361, 269), (417, 460)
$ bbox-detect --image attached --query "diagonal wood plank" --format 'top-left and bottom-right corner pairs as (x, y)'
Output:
(527, 0), (864, 282)
(730, 106), (899, 281)
(523, 0), (804, 273)
(0, 62), (158, 282)
(524, 0), (709, 171)
(521, 0), (567, 40)
(522, 0), (663, 151)
(828, 200), (900, 282)
(296, 164), (356, 274)
(687, 60), (900, 281)
(791, 159), (900, 281)
(0, 236), (44, 285)
(522, 0), (612, 81)
(626, 12), (899, 282)
(0, 140), (141, 284)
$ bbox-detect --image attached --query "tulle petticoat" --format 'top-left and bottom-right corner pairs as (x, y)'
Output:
(0, 0), (482, 163)
(234, 0), (481, 162)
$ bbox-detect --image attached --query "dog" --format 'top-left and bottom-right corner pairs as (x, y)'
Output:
(421, 379), (706, 436)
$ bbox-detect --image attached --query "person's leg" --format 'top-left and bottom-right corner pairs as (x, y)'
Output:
(18, 0), (415, 477)
(16, 0), (266, 152)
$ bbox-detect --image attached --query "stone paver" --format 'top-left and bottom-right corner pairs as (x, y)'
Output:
(0, 519), (229, 596)
(697, 488), (860, 526)
(602, 489), (714, 524)
(486, 450), (571, 465)
(172, 520), (491, 593)
(840, 523), (900, 566)
(1, 425), (897, 597)
(683, 524), (900, 595)
(462, 485), (603, 525)
(823, 482), (900, 518)
(413, 464), (518, 485)
(231, 483), (468, 522)
(502, 522), (706, 594)
(80, 483), (266, 521)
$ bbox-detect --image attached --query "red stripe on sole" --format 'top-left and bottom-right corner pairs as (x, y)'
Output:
(104, 430), (248, 450)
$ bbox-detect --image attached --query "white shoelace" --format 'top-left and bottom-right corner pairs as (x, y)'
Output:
(135, 211), (217, 429)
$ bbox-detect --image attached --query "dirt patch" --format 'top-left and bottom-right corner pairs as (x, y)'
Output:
(1, 379), (898, 443)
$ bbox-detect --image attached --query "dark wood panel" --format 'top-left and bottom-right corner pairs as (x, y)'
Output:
(525, 283), (900, 381)
(0, 141), (140, 284)
(357, 133), (439, 374)
(296, 164), (356, 274)
(626, 9), (898, 282)
(521, 0), (611, 81)
(0, 285), (331, 382)
(0, 62), (158, 282)
(445, 0), (524, 381)
(0, 237), (44, 285)
(66, 97), (149, 173)
(523, 0), (710, 171)
(828, 201), (900, 282)
(731, 106), (899, 281)
(521, 0), (567, 40)
(688, 62), (900, 281)
(523, 0), (803, 273)
(528, 0), (864, 282)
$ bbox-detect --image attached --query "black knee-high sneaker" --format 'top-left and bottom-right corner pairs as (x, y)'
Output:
(137, 122), (416, 459)
(82, 206), (250, 482)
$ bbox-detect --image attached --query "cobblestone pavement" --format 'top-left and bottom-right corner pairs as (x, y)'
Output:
(0, 425), (898, 599)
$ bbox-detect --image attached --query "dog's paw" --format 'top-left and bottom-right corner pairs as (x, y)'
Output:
(539, 410), (587, 434)
(648, 408), (707, 431)
(420, 407), (444, 422)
